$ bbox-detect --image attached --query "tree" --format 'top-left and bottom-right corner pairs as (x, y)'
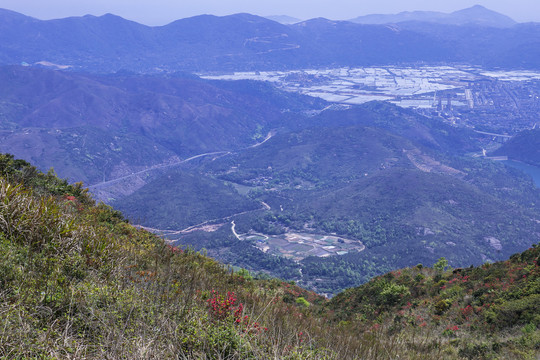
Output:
(434, 257), (449, 272)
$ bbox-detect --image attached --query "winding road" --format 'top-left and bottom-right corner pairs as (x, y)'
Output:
(231, 220), (241, 240)
(88, 131), (276, 191)
(88, 151), (231, 190)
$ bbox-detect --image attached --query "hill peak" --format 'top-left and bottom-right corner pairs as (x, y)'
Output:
(453, 4), (501, 15)
(451, 4), (516, 27)
(295, 17), (339, 27)
(224, 12), (276, 22)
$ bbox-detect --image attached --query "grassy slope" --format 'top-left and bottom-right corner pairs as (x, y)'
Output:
(0, 153), (538, 359)
(328, 247), (540, 359)
(0, 154), (333, 359)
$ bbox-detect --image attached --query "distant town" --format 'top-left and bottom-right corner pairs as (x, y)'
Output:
(201, 66), (540, 134)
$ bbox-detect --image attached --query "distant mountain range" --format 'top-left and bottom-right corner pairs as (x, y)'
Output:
(0, 7), (539, 72)
(264, 15), (302, 24)
(349, 5), (517, 28)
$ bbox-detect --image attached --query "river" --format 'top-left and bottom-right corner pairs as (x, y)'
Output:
(504, 160), (540, 188)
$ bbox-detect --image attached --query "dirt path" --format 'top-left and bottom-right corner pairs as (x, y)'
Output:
(231, 220), (241, 240)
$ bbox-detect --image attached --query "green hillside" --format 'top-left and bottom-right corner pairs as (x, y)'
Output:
(275, 166), (539, 294)
(195, 121), (540, 294)
(0, 66), (321, 184)
(328, 248), (540, 359)
(112, 169), (261, 230)
(493, 128), (540, 167)
(0, 153), (538, 359)
(205, 125), (415, 189)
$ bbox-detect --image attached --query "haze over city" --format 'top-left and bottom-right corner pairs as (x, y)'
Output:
(1, 0), (540, 25)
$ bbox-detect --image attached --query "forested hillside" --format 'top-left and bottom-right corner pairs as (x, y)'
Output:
(0, 66), (323, 185)
(145, 104), (540, 295)
(493, 128), (540, 167)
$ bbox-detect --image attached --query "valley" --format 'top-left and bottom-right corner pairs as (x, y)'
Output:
(0, 8), (539, 298)
(114, 116), (539, 295)
(0, 3), (539, 357)
(1, 63), (538, 296)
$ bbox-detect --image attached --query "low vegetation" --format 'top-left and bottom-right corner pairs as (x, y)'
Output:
(328, 252), (540, 359)
(0, 153), (538, 359)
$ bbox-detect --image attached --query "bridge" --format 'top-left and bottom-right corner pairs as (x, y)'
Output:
(474, 130), (512, 143)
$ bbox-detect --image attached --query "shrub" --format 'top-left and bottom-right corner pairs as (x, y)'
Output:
(434, 299), (452, 315)
(521, 322), (536, 335)
(458, 343), (490, 359)
(492, 294), (540, 328)
(379, 283), (410, 305)
(296, 297), (310, 307)
(236, 268), (253, 280)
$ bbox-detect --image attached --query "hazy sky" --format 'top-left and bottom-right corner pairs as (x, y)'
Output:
(1, 0), (539, 25)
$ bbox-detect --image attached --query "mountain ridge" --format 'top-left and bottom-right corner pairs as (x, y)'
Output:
(349, 5), (517, 28)
(0, 7), (539, 72)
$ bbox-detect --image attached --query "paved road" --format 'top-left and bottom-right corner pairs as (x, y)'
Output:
(473, 130), (512, 138)
(88, 151), (230, 190)
(88, 131), (276, 191)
